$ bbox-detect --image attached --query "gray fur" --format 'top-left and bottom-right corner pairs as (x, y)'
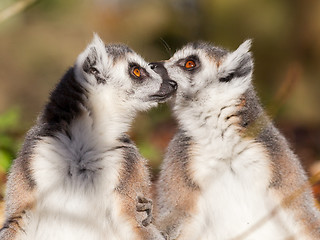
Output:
(155, 40), (320, 239)
(162, 130), (199, 190)
(41, 67), (88, 136)
(4, 67), (87, 199)
(237, 87), (264, 128)
(188, 41), (228, 61)
(155, 130), (199, 238)
(105, 44), (133, 61)
(1, 37), (171, 240)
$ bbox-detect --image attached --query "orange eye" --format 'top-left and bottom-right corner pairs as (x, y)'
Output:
(133, 67), (141, 77)
(185, 60), (196, 69)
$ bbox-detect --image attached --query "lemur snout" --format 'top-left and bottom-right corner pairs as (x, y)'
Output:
(148, 61), (177, 102)
(149, 62), (161, 71)
(149, 62), (169, 76)
(149, 62), (177, 91)
(167, 79), (178, 90)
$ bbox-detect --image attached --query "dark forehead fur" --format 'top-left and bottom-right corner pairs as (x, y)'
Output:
(105, 44), (133, 61)
(186, 41), (229, 61)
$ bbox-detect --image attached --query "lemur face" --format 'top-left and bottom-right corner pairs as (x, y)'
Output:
(155, 40), (253, 110)
(75, 35), (177, 112)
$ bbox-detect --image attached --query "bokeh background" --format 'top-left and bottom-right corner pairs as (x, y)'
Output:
(1, 0), (320, 221)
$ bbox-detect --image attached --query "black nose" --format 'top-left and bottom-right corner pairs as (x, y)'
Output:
(149, 62), (165, 75)
(149, 62), (156, 70)
(149, 62), (177, 90)
(149, 62), (160, 70)
(168, 80), (177, 90)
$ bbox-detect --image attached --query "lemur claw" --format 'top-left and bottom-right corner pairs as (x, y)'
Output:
(137, 196), (153, 227)
(161, 231), (169, 240)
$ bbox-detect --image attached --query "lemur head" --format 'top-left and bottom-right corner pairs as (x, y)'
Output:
(74, 34), (177, 116)
(151, 40), (253, 114)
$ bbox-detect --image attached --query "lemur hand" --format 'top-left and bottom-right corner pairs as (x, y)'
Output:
(136, 196), (153, 227)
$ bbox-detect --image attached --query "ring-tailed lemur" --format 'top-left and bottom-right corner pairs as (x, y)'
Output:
(153, 40), (320, 239)
(0, 34), (176, 240)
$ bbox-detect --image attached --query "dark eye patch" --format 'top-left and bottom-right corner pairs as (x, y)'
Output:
(176, 55), (200, 72)
(89, 67), (100, 75)
(128, 62), (149, 81)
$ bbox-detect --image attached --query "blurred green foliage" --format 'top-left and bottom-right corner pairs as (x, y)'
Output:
(0, 0), (319, 183)
(133, 104), (174, 171)
(0, 108), (21, 173)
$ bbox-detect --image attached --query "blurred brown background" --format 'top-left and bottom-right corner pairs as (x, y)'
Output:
(0, 0), (320, 212)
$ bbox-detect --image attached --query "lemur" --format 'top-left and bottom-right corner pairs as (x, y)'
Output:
(152, 40), (320, 239)
(0, 34), (177, 240)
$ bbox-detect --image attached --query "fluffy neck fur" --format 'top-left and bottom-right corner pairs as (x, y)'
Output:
(171, 83), (272, 187)
(173, 83), (263, 145)
(38, 67), (135, 147)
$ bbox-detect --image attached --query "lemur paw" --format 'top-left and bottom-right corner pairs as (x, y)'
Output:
(161, 232), (169, 240)
(136, 196), (153, 227)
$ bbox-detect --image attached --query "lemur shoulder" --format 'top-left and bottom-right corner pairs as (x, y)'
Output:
(153, 40), (320, 240)
(0, 35), (176, 240)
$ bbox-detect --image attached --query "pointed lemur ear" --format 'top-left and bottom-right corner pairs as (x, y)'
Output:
(218, 40), (253, 83)
(82, 34), (107, 73)
(82, 46), (98, 73)
(89, 34), (106, 58)
(74, 34), (109, 84)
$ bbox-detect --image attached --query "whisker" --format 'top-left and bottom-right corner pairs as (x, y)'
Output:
(160, 38), (172, 58)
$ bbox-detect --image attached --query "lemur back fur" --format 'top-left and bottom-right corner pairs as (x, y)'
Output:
(0, 35), (176, 240)
(154, 40), (320, 240)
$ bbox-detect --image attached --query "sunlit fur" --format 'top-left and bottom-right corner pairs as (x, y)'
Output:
(1, 35), (168, 240)
(155, 40), (320, 240)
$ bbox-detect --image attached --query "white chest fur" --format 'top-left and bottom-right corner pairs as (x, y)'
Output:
(177, 101), (306, 239)
(21, 115), (136, 240)
(179, 129), (307, 240)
